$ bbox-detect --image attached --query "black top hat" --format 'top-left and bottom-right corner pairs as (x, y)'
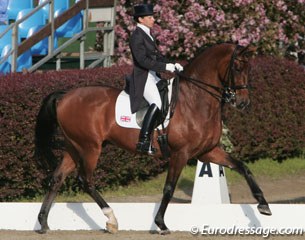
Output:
(133, 4), (154, 17)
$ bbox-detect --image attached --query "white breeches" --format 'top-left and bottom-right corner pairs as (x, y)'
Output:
(143, 71), (162, 110)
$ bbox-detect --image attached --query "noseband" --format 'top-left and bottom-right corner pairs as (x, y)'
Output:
(176, 45), (249, 104)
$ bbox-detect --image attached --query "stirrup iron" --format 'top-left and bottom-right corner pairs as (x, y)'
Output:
(136, 140), (156, 155)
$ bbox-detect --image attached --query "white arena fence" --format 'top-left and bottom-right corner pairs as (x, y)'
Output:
(0, 162), (304, 233)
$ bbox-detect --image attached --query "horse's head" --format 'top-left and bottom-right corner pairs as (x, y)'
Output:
(180, 43), (256, 110)
(222, 45), (256, 110)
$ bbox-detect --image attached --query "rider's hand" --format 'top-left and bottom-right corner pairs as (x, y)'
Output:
(175, 63), (184, 72)
(166, 63), (176, 73)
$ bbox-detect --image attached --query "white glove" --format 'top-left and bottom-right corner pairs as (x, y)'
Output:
(165, 63), (176, 73)
(175, 63), (184, 72)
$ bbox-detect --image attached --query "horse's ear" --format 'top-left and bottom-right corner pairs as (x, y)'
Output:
(240, 45), (257, 59)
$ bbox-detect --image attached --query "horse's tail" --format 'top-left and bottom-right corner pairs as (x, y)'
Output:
(34, 91), (66, 172)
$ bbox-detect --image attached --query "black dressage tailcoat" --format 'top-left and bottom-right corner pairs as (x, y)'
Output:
(129, 27), (168, 113)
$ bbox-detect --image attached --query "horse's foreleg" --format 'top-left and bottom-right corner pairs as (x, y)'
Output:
(38, 152), (75, 234)
(199, 147), (272, 216)
(154, 181), (176, 234)
(155, 155), (186, 234)
(231, 159), (272, 215)
(79, 150), (118, 234)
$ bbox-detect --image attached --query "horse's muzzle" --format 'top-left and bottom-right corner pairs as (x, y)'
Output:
(234, 89), (250, 110)
(235, 95), (250, 110)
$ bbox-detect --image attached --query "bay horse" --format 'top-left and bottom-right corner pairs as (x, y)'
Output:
(35, 43), (272, 234)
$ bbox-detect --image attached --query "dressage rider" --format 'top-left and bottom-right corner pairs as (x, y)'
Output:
(129, 3), (183, 154)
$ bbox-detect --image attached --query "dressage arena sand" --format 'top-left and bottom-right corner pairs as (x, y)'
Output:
(1, 230), (304, 240)
(1, 175), (305, 239)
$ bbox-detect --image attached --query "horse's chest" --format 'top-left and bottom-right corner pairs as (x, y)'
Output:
(191, 116), (222, 150)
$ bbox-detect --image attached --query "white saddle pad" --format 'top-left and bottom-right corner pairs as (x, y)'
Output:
(115, 78), (174, 130)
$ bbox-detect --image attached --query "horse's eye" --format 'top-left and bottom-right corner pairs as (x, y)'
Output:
(234, 64), (241, 72)
(234, 60), (245, 72)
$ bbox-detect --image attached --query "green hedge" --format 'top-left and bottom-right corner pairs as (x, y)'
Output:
(1, 56), (304, 201)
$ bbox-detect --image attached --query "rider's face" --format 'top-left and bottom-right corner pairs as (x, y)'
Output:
(139, 15), (155, 29)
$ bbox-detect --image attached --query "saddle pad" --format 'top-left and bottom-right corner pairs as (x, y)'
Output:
(115, 78), (174, 130)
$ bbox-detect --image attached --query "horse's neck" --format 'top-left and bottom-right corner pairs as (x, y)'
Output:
(181, 63), (221, 102)
(178, 49), (227, 121)
(179, 80), (222, 120)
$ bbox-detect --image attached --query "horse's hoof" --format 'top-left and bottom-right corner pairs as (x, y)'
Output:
(257, 204), (272, 216)
(36, 224), (49, 234)
(160, 229), (171, 235)
(36, 228), (48, 234)
(106, 222), (118, 234)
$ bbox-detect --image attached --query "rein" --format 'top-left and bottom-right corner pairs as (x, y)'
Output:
(175, 71), (224, 102)
(176, 45), (247, 103)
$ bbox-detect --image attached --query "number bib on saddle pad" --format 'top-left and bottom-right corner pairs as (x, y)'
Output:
(115, 78), (175, 129)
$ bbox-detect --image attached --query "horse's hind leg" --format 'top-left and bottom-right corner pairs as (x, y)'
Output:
(199, 147), (272, 216)
(78, 149), (118, 233)
(38, 152), (76, 234)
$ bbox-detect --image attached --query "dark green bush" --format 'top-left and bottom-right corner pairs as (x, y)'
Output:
(224, 56), (305, 161)
(0, 66), (167, 201)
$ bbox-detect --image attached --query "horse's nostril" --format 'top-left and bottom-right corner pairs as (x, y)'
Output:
(237, 99), (250, 110)
(238, 102), (245, 109)
(236, 101), (244, 109)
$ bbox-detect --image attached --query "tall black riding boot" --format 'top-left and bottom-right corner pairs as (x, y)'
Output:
(136, 104), (160, 155)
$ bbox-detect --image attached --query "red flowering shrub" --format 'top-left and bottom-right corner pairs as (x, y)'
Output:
(115, 0), (305, 63)
(223, 56), (305, 161)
